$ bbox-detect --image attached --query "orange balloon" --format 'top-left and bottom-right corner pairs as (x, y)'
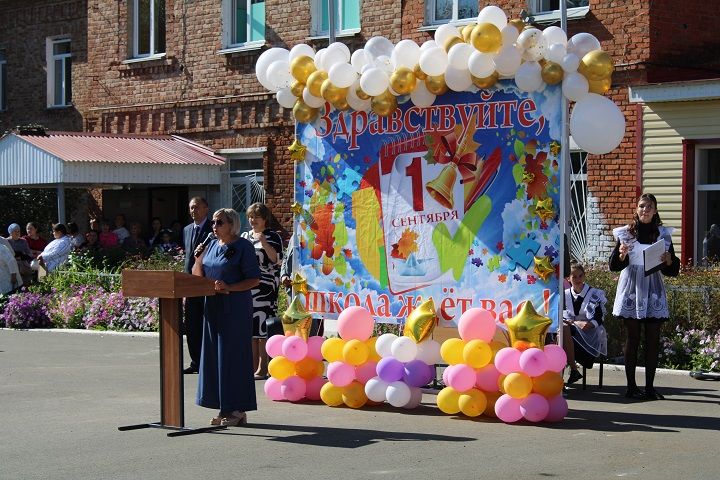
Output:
(532, 371), (565, 398)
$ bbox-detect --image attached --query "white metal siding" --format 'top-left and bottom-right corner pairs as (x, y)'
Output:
(0, 135), (63, 185)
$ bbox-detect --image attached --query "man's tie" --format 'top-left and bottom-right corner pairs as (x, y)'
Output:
(191, 225), (199, 249)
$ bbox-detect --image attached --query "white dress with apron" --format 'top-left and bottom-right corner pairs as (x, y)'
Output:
(565, 284), (608, 357)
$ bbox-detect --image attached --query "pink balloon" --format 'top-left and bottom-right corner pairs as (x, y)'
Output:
(520, 393), (550, 422)
(476, 364), (501, 392)
(327, 361), (355, 387)
(281, 376), (307, 402)
(266, 334), (285, 358)
(519, 348), (548, 377)
(306, 336), (325, 361)
(282, 336), (309, 362)
(458, 308), (497, 342)
(494, 347), (522, 375)
(442, 365), (455, 386)
(495, 394), (523, 423)
(543, 344), (568, 372)
(264, 376), (284, 401)
(446, 364), (476, 392)
(337, 306), (375, 341)
(355, 361), (378, 384)
(545, 394), (568, 422)
(305, 376), (326, 401)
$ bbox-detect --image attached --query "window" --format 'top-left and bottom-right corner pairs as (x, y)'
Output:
(46, 38), (72, 107)
(530, 0), (589, 14)
(569, 147), (589, 262)
(130, 0), (166, 58)
(0, 52), (6, 111)
(310, 0), (360, 36)
(696, 147), (720, 263)
(226, 155), (265, 233)
(223, 0), (265, 47)
(425, 0), (478, 25)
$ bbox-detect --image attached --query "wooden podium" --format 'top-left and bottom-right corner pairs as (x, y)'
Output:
(118, 270), (220, 436)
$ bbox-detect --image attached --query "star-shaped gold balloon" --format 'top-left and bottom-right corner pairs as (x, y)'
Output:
(403, 298), (437, 343)
(505, 301), (551, 349)
(282, 296), (312, 340)
(288, 138), (307, 162)
(533, 255), (555, 282)
(290, 201), (303, 215)
(534, 197), (555, 223)
(291, 272), (308, 295)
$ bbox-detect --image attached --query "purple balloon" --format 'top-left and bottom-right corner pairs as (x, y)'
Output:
(377, 357), (405, 383)
(403, 360), (434, 387)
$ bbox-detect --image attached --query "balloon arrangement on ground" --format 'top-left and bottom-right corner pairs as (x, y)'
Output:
(255, 5), (626, 155)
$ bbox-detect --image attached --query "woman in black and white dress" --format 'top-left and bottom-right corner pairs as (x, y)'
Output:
(241, 203), (283, 379)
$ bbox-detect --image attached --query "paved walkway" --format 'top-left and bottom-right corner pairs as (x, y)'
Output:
(1, 329), (719, 479)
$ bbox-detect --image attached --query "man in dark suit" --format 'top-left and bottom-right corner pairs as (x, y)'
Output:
(183, 196), (212, 374)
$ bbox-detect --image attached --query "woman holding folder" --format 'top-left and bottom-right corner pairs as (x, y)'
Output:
(610, 193), (679, 400)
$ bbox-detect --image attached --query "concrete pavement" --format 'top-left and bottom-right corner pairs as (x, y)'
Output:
(1, 329), (719, 480)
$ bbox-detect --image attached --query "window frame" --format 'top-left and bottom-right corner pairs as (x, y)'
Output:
(0, 52), (6, 111)
(130, 0), (166, 59)
(527, 0), (590, 24)
(46, 37), (72, 108)
(424, 0), (479, 27)
(694, 145), (720, 263)
(309, 0), (361, 37)
(221, 0), (266, 51)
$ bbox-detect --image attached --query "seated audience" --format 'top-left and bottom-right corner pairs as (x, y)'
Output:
(37, 223), (74, 272)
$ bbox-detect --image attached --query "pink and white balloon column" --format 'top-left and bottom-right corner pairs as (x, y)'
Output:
(265, 334), (327, 402)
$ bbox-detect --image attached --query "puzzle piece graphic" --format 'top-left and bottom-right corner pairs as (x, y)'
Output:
(505, 236), (541, 271)
(487, 255), (501, 272)
(336, 168), (363, 200)
(544, 244), (559, 260)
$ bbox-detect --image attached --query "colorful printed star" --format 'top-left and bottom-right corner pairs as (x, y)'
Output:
(498, 274), (507, 283)
(549, 140), (561, 157)
(290, 202), (303, 215)
(288, 139), (307, 162)
(533, 255), (555, 282)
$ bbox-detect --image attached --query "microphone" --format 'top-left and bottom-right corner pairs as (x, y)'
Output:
(194, 232), (216, 257)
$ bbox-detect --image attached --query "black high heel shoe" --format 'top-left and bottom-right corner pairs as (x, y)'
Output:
(644, 388), (665, 400)
(624, 386), (646, 399)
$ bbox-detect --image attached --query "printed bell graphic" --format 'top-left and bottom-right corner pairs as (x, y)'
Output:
(425, 164), (456, 209)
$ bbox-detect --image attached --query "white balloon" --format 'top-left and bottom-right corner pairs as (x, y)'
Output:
(468, 51), (495, 78)
(313, 48), (326, 70)
(302, 88), (325, 108)
(420, 40), (439, 52)
(447, 43), (474, 70)
(391, 336), (418, 363)
(561, 53), (580, 72)
(351, 49), (369, 73)
(327, 42), (351, 62)
(419, 47), (448, 77)
(328, 62), (357, 88)
(415, 339), (442, 364)
(364, 377), (389, 402)
(376, 333), (398, 358)
(403, 387), (423, 409)
(542, 26), (568, 47)
(546, 43), (567, 64)
(410, 81), (436, 108)
(517, 28), (543, 50)
(289, 43), (315, 62)
(522, 43), (546, 62)
(562, 71), (589, 102)
(567, 32), (601, 58)
(477, 5), (508, 30)
(493, 45), (522, 76)
(445, 66), (472, 92)
(322, 46), (350, 71)
(365, 36), (394, 60)
(359, 67), (390, 96)
(256, 47), (289, 91)
(570, 93), (626, 154)
(386, 381), (412, 407)
(347, 81), (372, 111)
(267, 60), (293, 91)
(434, 23), (461, 50)
(515, 61), (543, 92)
(501, 24), (520, 46)
(276, 88), (297, 109)
(392, 39), (421, 69)
(374, 55), (394, 73)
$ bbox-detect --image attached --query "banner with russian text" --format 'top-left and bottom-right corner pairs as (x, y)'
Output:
(293, 83), (563, 329)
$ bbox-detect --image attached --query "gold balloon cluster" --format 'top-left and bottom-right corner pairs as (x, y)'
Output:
(578, 50), (614, 94)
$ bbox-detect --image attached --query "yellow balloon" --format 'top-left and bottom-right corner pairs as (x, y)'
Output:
(470, 22), (502, 53)
(355, 86), (371, 100)
(505, 301), (551, 349)
(462, 24), (475, 42)
(497, 374), (506, 393)
(321, 337), (346, 363)
(290, 55), (317, 84)
(504, 372), (533, 399)
(489, 340), (506, 362)
(292, 100), (319, 123)
(541, 61), (564, 85)
(462, 339), (492, 369)
(320, 79), (348, 104)
(332, 97), (351, 111)
(268, 356), (295, 381)
(444, 36), (464, 53)
(403, 298), (437, 343)
(578, 50), (614, 81)
(306, 70), (328, 97)
(440, 338), (465, 365)
(484, 391), (501, 417)
(425, 75), (449, 95)
(342, 339), (370, 366)
(371, 90), (398, 117)
(471, 72), (499, 89)
(390, 67), (417, 95)
(413, 64), (427, 81)
(320, 382), (344, 406)
(290, 80), (305, 97)
(509, 18), (525, 33)
(294, 357), (319, 380)
(366, 337), (382, 362)
(588, 76), (612, 94)
(342, 381), (368, 409)
(437, 386), (461, 414)
(532, 371), (565, 398)
(458, 389), (488, 418)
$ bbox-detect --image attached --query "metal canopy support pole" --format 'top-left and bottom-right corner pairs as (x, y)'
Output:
(57, 183), (66, 224)
(328, 0), (336, 43)
(558, 0), (569, 348)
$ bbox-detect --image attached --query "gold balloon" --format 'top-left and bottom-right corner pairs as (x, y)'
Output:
(332, 97), (350, 111)
(509, 18), (525, 33)
(355, 86), (371, 100)
(470, 22), (502, 53)
(306, 70), (329, 98)
(390, 67), (417, 95)
(370, 90), (398, 117)
(462, 24), (475, 42)
(533, 255), (555, 282)
(282, 296), (313, 340)
(534, 197), (555, 223)
(291, 272), (308, 295)
(413, 64), (428, 81)
(505, 301), (551, 349)
(541, 61), (564, 85)
(471, 72), (499, 89)
(403, 298), (437, 343)
(444, 36), (464, 53)
(588, 76), (612, 94)
(292, 99), (319, 123)
(578, 50), (614, 81)
(288, 139), (307, 162)
(290, 80), (305, 97)
(425, 75), (449, 95)
(320, 79), (348, 104)
(290, 55), (317, 84)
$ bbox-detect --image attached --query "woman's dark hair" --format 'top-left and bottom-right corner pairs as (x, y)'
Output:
(569, 262), (585, 275)
(68, 222), (80, 234)
(53, 223), (68, 235)
(26, 221), (40, 231)
(628, 193), (663, 241)
(246, 202), (272, 222)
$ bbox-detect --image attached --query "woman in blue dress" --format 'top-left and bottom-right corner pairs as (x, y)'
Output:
(193, 208), (260, 426)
